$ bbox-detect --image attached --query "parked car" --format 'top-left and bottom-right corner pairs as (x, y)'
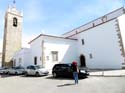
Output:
(1, 67), (9, 74)
(25, 65), (49, 76)
(52, 63), (89, 78)
(0, 67), (5, 74)
(8, 66), (25, 75)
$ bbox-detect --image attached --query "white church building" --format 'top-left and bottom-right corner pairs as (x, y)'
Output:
(13, 7), (125, 70)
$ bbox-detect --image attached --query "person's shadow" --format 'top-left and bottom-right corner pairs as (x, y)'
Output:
(57, 83), (75, 87)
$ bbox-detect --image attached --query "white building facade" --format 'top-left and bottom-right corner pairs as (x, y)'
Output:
(29, 35), (78, 71)
(62, 7), (125, 69)
(13, 7), (125, 70)
(13, 48), (31, 67)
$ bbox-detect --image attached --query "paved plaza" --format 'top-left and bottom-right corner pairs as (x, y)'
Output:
(0, 72), (125, 93)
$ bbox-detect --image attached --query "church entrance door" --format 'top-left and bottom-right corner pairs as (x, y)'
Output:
(80, 54), (86, 67)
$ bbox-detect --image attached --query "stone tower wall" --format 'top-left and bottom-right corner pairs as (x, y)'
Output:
(2, 7), (23, 67)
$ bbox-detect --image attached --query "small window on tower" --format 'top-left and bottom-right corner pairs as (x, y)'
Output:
(13, 17), (18, 27)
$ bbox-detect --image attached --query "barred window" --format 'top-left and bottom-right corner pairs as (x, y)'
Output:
(51, 51), (58, 61)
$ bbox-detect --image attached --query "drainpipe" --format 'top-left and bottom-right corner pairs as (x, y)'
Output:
(41, 40), (44, 68)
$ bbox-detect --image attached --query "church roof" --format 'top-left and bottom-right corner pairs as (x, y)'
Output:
(29, 7), (125, 44)
(28, 34), (77, 44)
(62, 7), (125, 38)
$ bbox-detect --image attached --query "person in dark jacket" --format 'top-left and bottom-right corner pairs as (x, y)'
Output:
(71, 61), (79, 84)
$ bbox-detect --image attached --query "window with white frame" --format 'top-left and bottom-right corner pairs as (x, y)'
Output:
(51, 51), (58, 61)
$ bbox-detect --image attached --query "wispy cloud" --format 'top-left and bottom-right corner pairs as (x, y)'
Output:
(37, 0), (122, 36)
(23, 0), (44, 22)
(45, 0), (123, 34)
(22, 30), (40, 48)
(0, 0), (123, 50)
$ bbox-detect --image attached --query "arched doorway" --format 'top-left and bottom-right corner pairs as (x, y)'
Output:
(80, 54), (86, 67)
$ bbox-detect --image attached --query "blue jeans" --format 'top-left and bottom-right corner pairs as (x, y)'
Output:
(73, 72), (78, 84)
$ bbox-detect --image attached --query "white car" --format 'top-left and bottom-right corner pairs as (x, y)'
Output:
(8, 66), (25, 75)
(0, 67), (5, 74)
(25, 65), (49, 76)
(1, 67), (9, 74)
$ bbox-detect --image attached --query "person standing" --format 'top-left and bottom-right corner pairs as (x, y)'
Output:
(71, 61), (79, 84)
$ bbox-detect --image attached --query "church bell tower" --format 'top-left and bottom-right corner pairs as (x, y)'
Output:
(2, 1), (23, 67)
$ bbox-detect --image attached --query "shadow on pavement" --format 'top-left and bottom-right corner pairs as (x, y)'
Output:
(57, 83), (75, 87)
(46, 75), (88, 80)
(20, 75), (47, 78)
(46, 76), (73, 80)
(0, 74), (20, 78)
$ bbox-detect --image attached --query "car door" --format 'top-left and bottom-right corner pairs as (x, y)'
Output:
(27, 66), (31, 75)
(54, 65), (62, 76)
(62, 64), (71, 77)
(27, 66), (34, 75)
(59, 65), (66, 76)
(29, 66), (36, 75)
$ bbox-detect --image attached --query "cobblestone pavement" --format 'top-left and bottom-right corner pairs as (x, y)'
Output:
(0, 74), (125, 93)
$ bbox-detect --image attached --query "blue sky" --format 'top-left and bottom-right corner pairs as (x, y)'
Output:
(0, 0), (124, 51)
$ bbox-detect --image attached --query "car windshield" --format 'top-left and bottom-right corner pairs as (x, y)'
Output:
(15, 66), (24, 69)
(35, 65), (42, 69)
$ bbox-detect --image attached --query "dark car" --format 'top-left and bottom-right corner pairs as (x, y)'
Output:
(52, 63), (89, 78)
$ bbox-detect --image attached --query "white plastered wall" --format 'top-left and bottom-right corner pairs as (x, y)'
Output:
(30, 37), (42, 66)
(43, 37), (78, 71)
(13, 48), (31, 67)
(74, 19), (123, 69)
(30, 36), (78, 73)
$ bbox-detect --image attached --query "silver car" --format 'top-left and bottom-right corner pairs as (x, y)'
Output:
(8, 66), (25, 75)
(25, 65), (49, 76)
(0, 67), (5, 74)
(1, 67), (9, 74)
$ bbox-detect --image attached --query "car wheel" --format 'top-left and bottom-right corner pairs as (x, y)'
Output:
(15, 72), (18, 75)
(35, 72), (40, 76)
(8, 71), (10, 75)
(6, 71), (9, 74)
(53, 72), (57, 78)
(25, 72), (28, 76)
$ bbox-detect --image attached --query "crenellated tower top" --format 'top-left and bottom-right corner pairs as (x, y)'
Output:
(6, 0), (23, 16)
